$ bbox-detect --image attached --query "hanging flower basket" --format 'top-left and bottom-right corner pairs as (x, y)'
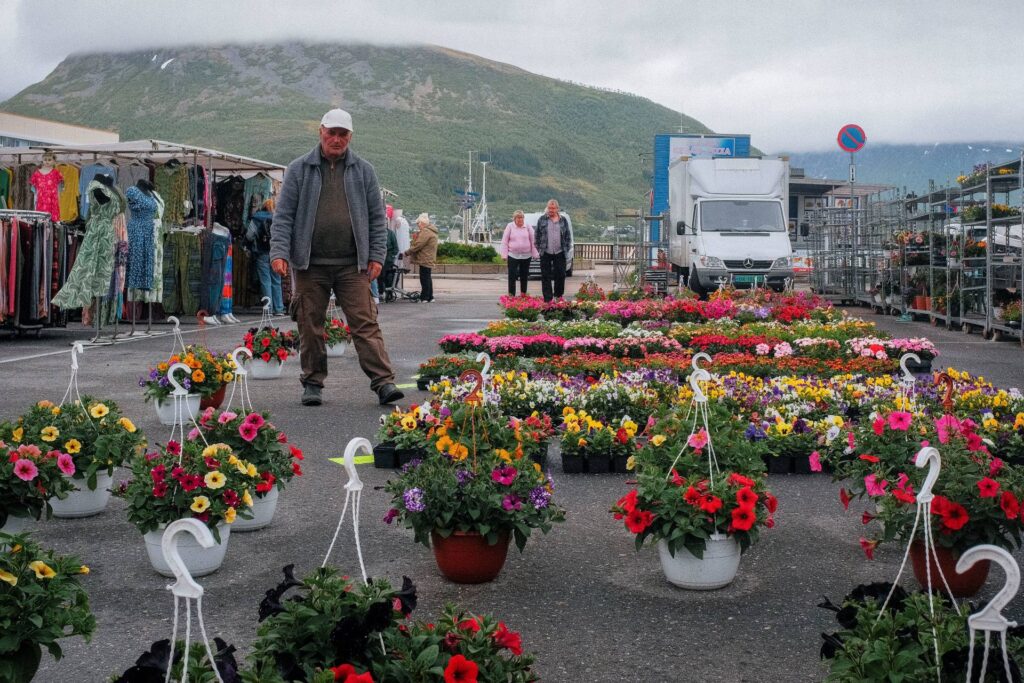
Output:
(431, 529), (511, 583)
(144, 522), (231, 577)
(248, 358), (284, 380)
(326, 341), (349, 357)
(231, 486), (279, 532)
(657, 534), (741, 590)
(908, 540), (989, 597)
(154, 394), (201, 425)
(49, 473), (113, 519)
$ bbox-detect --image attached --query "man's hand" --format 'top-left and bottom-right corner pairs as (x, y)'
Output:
(366, 261), (383, 281)
(271, 258), (289, 276)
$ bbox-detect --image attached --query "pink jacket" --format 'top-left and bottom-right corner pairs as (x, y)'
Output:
(500, 222), (539, 259)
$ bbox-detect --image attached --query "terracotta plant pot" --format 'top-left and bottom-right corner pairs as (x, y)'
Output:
(199, 384), (227, 411)
(431, 529), (510, 583)
(909, 540), (989, 597)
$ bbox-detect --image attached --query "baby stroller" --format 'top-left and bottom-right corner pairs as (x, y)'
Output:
(382, 255), (420, 303)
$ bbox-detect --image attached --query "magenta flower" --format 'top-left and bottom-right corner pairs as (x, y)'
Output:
(244, 412), (265, 429)
(935, 415), (961, 444)
(502, 494), (522, 511)
(187, 428), (201, 441)
(239, 422), (259, 442)
(166, 440), (182, 456)
(491, 465), (517, 486)
(864, 474), (889, 497)
(887, 411), (913, 431)
(687, 428), (709, 450)
(56, 453), (75, 476)
(13, 458), (38, 481)
(217, 411), (238, 425)
(809, 451), (822, 473)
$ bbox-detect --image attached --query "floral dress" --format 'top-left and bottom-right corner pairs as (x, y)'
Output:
(125, 185), (158, 291)
(30, 168), (64, 221)
(52, 181), (123, 310)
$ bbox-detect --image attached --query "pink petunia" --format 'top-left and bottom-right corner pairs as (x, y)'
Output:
(887, 412), (913, 431)
(187, 428), (201, 441)
(244, 413), (265, 429)
(218, 411), (238, 425)
(13, 458), (38, 481)
(239, 422), (259, 442)
(56, 453), (75, 476)
(865, 474), (889, 497)
(491, 465), (517, 486)
(809, 451), (822, 472)
(166, 440), (181, 456)
(687, 428), (709, 450)
(935, 415), (961, 444)
(17, 444), (41, 458)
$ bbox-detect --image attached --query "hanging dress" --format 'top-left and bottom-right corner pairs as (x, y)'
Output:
(30, 168), (64, 221)
(129, 192), (165, 304)
(51, 181), (122, 310)
(125, 185), (157, 291)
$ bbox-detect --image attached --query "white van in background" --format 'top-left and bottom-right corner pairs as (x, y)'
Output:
(524, 211), (575, 278)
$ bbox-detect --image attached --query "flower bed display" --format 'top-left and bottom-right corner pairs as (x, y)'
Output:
(140, 345), (229, 403)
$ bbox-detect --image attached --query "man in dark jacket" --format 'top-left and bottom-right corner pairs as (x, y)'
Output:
(533, 198), (573, 302)
(270, 108), (404, 406)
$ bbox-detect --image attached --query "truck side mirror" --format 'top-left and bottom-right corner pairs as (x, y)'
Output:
(675, 221), (686, 236)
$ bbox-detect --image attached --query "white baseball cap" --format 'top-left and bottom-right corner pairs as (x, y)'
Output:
(320, 108), (353, 131)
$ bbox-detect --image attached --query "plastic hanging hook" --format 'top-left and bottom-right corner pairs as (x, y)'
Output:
(343, 437), (371, 493)
(161, 519), (215, 600)
(914, 446), (941, 504)
(475, 351), (492, 378)
(899, 352), (921, 385)
(957, 544), (1020, 632)
(167, 362), (193, 396)
(262, 296), (271, 311)
(168, 316), (181, 333)
(231, 347), (252, 377)
(691, 351), (712, 373)
(689, 367), (711, 403)
(934, 372), (955, 413)
(70, 342), (85, 371)
(460, 369), (484, 404)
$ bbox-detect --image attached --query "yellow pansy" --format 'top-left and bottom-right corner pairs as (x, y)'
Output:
(1014, 413), (1024, 431)
(204, 471), (226, 489)
(436, 435), (453, 452)
(223, 506), (237, 524)
(117, 417), (137, 433)
(449, 443), (469, 461)
(40, 426), (59, 442)
(562, 406), (576, 417)
(625, 455), (636, 471)
(190, 496), (211, 513)
(89, 403), (110, 419)
(64, 439), (82, 454)
(0, 569), (16, 586)
(577, 438), (588, 448)
(400, 416), (417, 431)
(51, 406), (61, 416)
(650, 434), (667, 447)
(157, 362), (169, 372)
(223, 372), (234, 383)
(28, 561), (56, 579)
(202, 443), (230, 459)
(495, 448), (512, 463)
(242, 490), (254, 507)
(78, 565), (90, 574)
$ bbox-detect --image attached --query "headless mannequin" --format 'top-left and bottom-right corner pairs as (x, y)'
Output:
(32, 153), (63, 218)
(89, 174), (115, 343)
(129, 179), (157, 335)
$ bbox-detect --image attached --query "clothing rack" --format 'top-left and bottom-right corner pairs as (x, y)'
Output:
(0, 209), (66, 336)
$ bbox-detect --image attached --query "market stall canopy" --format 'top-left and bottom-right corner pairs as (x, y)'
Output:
(0, 139), (285, 180)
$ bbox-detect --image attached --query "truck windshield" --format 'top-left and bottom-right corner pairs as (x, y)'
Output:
(700, 201), (785, 232)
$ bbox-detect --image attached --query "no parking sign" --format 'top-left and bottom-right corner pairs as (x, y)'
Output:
(837, 124), (866, 153)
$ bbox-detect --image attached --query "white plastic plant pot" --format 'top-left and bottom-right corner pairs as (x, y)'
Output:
(232, 486), (279, 532)
(248, 358), (285, 380)
(49, 473), (113, 518)
(145, 522), (231, 577)
(657, 534), (741, 590)
(326, 342), (349, 357)
(154, 394), (201, 425)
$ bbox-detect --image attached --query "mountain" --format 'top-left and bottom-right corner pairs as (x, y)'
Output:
(0, 42), (716, 225)
(785, 142), (1024, 194)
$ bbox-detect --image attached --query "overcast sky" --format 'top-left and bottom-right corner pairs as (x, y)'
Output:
(3, 0), (1022, 153)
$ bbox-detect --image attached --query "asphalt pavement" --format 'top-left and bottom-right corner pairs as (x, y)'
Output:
(4, 277), (1024, 682)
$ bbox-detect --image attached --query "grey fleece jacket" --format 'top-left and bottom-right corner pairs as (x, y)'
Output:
(270, 145), (386, 271)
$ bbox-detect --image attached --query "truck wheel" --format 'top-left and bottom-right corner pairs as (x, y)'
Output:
(689, 269), (706, 299)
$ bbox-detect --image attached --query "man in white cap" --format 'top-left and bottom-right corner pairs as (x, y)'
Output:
(270, 108), (404, 406)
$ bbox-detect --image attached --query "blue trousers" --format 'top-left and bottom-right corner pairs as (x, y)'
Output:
(254, 252), (284, 312)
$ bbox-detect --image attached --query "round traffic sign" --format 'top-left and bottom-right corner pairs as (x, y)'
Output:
(837, 124), (866, 153)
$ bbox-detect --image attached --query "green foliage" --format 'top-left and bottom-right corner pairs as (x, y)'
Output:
(436, 242), (499, 263)
(0, 533), (95, 683)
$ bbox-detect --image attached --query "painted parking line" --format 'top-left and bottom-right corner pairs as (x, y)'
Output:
(396, 383), (417, 389)
(328, 455), (375, 466)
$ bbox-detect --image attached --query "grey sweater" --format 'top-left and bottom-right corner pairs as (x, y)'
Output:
(270, 145), (386, 271)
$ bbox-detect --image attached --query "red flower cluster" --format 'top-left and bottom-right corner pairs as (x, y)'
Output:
(931, 495), (970, 531)
(330, 664), (374, 682)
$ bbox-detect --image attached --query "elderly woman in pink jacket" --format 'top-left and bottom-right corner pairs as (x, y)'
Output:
(500, 210), (540, 296)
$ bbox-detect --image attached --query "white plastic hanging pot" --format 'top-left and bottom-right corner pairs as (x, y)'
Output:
(326, 342), (349, 357)
(50, 472), (113, 518)
(657, 534), (741, 590)
(145, 522), (230, 577)
(154, 394), (201, 425)
(249, 358), (284, 380)
(232, 487), (279, 532)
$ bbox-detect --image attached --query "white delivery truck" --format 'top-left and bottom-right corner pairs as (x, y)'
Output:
(667, 156), (794, 295)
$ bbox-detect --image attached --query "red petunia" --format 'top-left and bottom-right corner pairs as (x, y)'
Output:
(858, 454), (880, 463)
(730, 505), (756, 532)
(670, 469), (685, 486)
(1001, 491), (1019, 520)
(493, 621), (523, 655)
(861, 510), (875, 525)
(941, 503), (970, 531)
(727, 472), (755, 487)
(699, 495), (723, 514)
(331, 664), (355, 680)
(892, 488), (916, 505)
(346, 673), (374, 683)
(736, 487), (758, 507)
(683, 486), (702, 505)
(625, 507), (655, 534)
(261, 351), (272, 362)
(457, 618), (481, 633)
(930, 494), (951, 516)
(872, 417), (885, 436)
(614, 489), (638, 518)
(289, 445), (304, 460)
(276, 348), (288, 361)
(444, 654), (479, 683)
(860, 537), (878, 560)
(764, 492), (778, 514)
(839, 488), (852, 511)
(261, 337), (272, 348)
(977, 477), (1000, 498)
(292, 462), (303, 476)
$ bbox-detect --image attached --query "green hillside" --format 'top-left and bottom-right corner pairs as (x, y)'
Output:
(1, 42), (715, 226)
